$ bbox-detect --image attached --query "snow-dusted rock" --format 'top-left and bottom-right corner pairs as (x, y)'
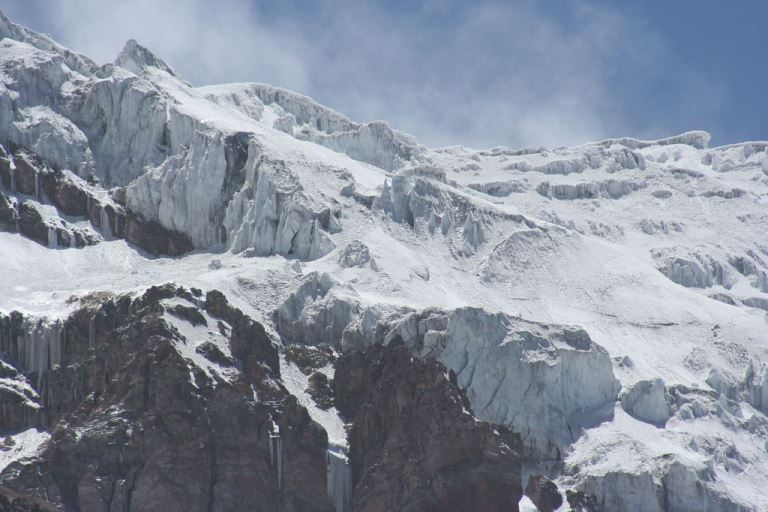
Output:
(277, 284), (620, 460)
(338, 240), (375, 269)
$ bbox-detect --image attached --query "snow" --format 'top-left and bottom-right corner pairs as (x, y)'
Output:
(1, 11), (768, 509)
(0, 429), (49, 473)
(161, 298), (240, 385)
(279, 356), (347, 448)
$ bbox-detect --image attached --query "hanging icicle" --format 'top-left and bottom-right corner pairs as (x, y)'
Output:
(47, 226), (58, 249)
(269, 421), (283, 490)
(34, 170), (40, 200)
(88, 314), (96, 348)
(100, 206), (111, 237)
(16, 319), (64, 387)
(326, 444), (352, 512)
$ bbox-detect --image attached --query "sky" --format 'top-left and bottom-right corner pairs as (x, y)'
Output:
(2, 0), (766, 150)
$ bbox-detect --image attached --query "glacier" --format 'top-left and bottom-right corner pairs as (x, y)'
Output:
(0, 8), (767, 511)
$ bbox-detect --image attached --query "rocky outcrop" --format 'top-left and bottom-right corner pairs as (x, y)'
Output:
(0, 190), (17, 231)
(0, 485), (59, 512)
(0, 145), (192, 254)
(0, 285), (334, 512)
(334, 339), (522, 512)
(525, 475), (562, 512)
(338, 240), (376, 269)
(275, 279), (620, 461)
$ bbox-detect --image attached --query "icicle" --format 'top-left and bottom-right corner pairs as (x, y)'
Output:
(100, 207), (111, 237)
(15, 320), (64, 387)
(326, 444), (352, 512)
(47, 226), (58, 249)
(88, 315), (96, 348)
(9, 166), (15, 193)
(269, 421), (283, 489)
(49, 320), (63, 370)
(34, 171), (40, 200)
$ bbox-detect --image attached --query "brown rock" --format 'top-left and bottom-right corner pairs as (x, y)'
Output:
(0, 286), (332, 512)
(335, 338), (523, 512)
(0, 191), (17, 232)
(526, 474), (562, 512)
(17, 202), (47, 247)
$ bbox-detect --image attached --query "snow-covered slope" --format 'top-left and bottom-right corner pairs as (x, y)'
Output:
(1, 10), (768, 511)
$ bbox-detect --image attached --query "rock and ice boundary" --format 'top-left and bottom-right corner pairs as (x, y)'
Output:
(1, 9), (768, 511)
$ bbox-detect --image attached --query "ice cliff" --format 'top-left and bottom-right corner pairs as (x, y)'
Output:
(2, 9), (768, 511)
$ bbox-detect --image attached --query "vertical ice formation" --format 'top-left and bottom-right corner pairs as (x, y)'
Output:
(223, 160), (336, 260)
(17, 319), (64, 385)
(326, 444), (352, 512)
(269, 421), (283, 489)
(462, 210), (484, 255)
(47, 226), (57, 249)
(88, 314), (96, 348)
(100, 207), (110, 237)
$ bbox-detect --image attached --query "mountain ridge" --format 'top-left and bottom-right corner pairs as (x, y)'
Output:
(0, 10), (768, 511)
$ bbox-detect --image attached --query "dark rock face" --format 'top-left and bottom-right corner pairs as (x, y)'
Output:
(16, 202), (47, 246)
(0, 285), (333, 512)
(334, 339), (523, 512)
(11, 154), (38, 197)
(0, 191), (17, 232)
(121, 210), (194, 256)
(306, 372), (334, 410)
(566, 489), (600, 512)
(526, 474), (563, 512)
(284, 344), (336, 375)
(15, 200), (97, 249)
(0, 485), (59, 512)
(0, 145), (193, 256)
(39, 169), (89, 217)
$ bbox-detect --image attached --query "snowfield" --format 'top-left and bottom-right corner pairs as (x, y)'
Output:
(1, 9), (768, 511)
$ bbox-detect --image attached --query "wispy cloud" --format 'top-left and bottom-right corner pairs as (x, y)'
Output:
(2, 0), (724, 149)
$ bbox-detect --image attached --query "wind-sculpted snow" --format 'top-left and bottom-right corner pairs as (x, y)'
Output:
(201, 82), (425, 171)
(0, 29), (342, 259)
(4, 9), (768, 510)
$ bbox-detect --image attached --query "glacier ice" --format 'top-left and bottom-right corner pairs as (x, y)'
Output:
(619, 378), (671, 426)
(2, 10), (768, 510)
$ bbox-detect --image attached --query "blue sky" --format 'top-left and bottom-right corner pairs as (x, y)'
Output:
(3, 0), (766, 149)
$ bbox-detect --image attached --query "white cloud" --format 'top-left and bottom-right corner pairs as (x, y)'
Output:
(1, 0), (723, 149)
(25, 0), (312, 91)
